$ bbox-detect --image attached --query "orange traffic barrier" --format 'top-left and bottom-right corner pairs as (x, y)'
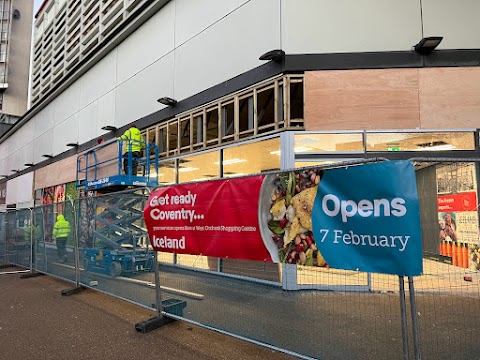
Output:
(462, 244), (469, 269)
(446, 241), (452, 257)
(443, 240), (448, 256)
(457, 243), (464, 268)
(452, 242), (458, 266)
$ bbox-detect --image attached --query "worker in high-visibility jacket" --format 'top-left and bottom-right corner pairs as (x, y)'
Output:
(53, 214), (70, 263)
(118, 122), (145, 175)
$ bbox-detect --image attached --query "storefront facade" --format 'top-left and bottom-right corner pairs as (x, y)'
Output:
(1, 1), (480, 280)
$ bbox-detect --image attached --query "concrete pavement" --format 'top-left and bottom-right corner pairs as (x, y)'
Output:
(0, 270), (296, 360)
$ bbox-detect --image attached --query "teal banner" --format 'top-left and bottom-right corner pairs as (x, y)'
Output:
(312, 161), (423, 276)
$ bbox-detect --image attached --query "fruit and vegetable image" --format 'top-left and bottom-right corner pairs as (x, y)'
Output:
(267, 168), (327, 267)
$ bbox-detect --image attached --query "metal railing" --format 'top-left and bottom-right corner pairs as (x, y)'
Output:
(76, 138), (159, 188)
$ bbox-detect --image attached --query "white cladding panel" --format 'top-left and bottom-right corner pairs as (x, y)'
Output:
(174, 0), (249, 45)
(282, 0), (422, 53)
(79, 50), (117, 109)
(13, 142), (34, 167)
(6, 172), (34, 205)
(3, 122), (33, 156)
(422, 0), (480, 49)
(96, 91), (116, 132)
(34, 105), (54, 137)
(53, 115), (79, 155)
(78, 103), (98, 144)
(6, 123), (35, 157)
(33, 129), (53, 164)
(1, 134), (11, 158)
(2, 156), (11, 175)
(7, 149), (19, 172)
(13, 122), (35, 152)
(116, 2), (175, 84)
(115, 52), (175, 126)
(21, 142), (35, 166)
(52, 81), (81, 126)
(7, 144), (31, 172)
(5, 135), (20, 156)
(174, 0), (280, 101)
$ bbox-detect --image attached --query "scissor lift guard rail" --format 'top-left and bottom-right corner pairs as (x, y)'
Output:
(76, 138), (159, 191)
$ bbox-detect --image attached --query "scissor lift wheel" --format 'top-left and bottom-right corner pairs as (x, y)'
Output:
(109, 261), (122, 277)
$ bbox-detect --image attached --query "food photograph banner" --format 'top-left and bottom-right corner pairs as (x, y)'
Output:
(144, 160), (423, 276)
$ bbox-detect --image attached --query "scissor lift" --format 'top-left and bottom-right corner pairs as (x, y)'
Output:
(77, 138), (158, 276)
(83, 192), (155, 277)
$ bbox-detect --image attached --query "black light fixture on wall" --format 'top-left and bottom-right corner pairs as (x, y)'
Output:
(259, 49), (285, 62)
(101, 125), (118, 131)
(413, 36), (443, 55)
(157, 97), (177, 106)
(66, 142), (79, 147)
(24, 163), (35, 167)
(42, 154), (53, 159)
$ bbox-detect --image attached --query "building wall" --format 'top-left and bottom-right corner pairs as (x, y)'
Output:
(304, 67), (480, 131)
(421, 0), (480, 49)
(5, 171), (33, 207)
(282, 0), (480, 53)
(282, 0), (421, 53)
(0, 0), (281, 176)
(2, 0), (33, 116)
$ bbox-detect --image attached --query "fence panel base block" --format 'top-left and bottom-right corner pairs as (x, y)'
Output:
(135, 315), (175, 333)
(20, 272), (44, 279)
(61, 286), (85, 296)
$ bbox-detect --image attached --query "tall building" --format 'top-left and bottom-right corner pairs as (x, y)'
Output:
(0, 0), (33, 137)
(30, 0), (159, 105)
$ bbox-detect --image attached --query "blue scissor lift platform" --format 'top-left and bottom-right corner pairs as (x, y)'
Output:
(76, 138), (159, 191)
(77, 138), (158, 276)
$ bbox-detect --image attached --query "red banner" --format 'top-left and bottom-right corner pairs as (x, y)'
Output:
(144, 176), (273, 261)
(437, 192), (477, 212)
(144, 162), (422, 272)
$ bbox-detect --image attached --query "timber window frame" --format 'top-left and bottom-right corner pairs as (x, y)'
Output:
(142, 74), (305, 160)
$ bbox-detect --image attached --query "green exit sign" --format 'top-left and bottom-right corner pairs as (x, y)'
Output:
(386, 147), (400, 151)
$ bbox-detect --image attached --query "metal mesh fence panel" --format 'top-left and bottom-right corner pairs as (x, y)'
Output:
(0, 210), (32, 275)
(32, 204), (76, 282)
(3, 209), (32, 269)
(154, 259), (480, 359)
(0, 212), (6, 266)
(156, 261), (401, 359)
(77, 189), (156, 309)
(33, 206), (47, 273)
(146, 159), (480, 359)
(2, 159), (479, 358)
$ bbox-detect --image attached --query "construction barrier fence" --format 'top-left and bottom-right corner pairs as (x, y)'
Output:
(1, 159), (480, 360)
